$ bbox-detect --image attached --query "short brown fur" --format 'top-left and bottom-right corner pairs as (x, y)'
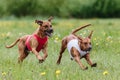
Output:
(6, 17), (54, 63)
(56, 24), (97, 70)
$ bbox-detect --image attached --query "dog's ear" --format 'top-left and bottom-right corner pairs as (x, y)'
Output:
(88, 31), (93, 39)
(78, 36), (83, 41)
(48, 16), (53, 22)
(73, 34), (83, 41)
(35, 20), (43, 26)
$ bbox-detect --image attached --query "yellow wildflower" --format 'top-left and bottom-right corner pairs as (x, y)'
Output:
(54, 37), (59, 43)
(103, 71), (108, 75)
(55, 37), (59, 40)
(106, 36), (112, 41)
(96, 43), (98, 45)
(56, 70), (61, 75)
(2, 72), (7, 76)
(56, 70), (61, 78)
(40, 72), (46, 76)
(94, 38), (97, 41)
(1, 33), (6, 37)
(6, 32), (11, 37)
(110, 40), (113, 43)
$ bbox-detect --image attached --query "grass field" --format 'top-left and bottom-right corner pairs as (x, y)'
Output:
(0, 18), (120, 80)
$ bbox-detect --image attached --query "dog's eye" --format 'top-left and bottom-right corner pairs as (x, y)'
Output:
(90, 42), (91, 45)
(50, 25), (52, 27)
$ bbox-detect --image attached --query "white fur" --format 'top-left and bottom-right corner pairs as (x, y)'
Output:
(67, 39), (89, 59)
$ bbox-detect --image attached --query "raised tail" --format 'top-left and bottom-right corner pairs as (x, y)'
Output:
(5, 38), (20, 48)
(71, 24), (91, 34)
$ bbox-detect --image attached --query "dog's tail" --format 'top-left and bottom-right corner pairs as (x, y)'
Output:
(71, 24), (91, 34)
(5, 38), (20, 48)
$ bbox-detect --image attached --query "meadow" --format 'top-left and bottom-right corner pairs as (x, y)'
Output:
(0, 18), (120, 80)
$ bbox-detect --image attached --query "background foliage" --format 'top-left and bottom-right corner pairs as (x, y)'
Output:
(0, 0), (120, 18)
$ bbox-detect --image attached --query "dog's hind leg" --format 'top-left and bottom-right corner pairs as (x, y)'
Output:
(18, 50), (29, 63)
(18, 39), (29, 63)
(57, 39), (67, 64)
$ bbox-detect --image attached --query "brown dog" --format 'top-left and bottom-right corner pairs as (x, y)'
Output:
(6, 17), (53, 63)
(56, 24), (97, 70)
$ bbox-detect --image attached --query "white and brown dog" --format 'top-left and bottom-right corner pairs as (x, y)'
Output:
(57, 24), (97, 70)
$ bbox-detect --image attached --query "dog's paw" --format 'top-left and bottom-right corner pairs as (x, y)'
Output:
(70, 58), (73, 60)
(56, 61), (60, 65)
(39, 59), (44, 63)
(91, 63), (97, 67)
(83, 67), (88, 70)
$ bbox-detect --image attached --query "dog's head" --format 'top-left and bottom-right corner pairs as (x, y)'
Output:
(78, 31), (93, 51)
(35, 16), (54, 37)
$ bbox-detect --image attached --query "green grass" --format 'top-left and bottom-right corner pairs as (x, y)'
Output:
(0, 18), (120, 80)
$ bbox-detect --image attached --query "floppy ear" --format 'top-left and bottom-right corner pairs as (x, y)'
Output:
(48, 16), (53, 22)
(88, 31), (93, 39)
(35, 20), (43, 26)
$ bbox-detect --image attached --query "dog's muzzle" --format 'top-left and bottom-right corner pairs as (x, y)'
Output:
(88, 47), (92, 51)
(45, 28), (53, 37)
(86, 46), (92, 51)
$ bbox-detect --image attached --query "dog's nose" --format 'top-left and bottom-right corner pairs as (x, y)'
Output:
(89, 47), (92, 50)
(49, 29), (53, 33)
(88, 47), (92, 51)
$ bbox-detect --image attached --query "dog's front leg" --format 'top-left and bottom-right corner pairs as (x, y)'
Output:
(42, 49), (48, 61)
(74, 56), (88, 70)
(31, 38), (44, 63)
(72, 48), (88, 70)
(41, 42), (48, 62)
(32, 48), (44, 63)
(84, 53), (97, 67)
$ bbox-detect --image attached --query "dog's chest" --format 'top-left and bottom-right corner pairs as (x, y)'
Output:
(67, 39), (89, 58)
(25, 34), (48, 52)
(34, 34), (48, 52)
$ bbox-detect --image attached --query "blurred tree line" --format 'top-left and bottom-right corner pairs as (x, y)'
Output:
(0, 0), (120, 18)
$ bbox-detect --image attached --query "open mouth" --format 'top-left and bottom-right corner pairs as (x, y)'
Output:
(85, 47), (92, 52)
(81, 47), (92, 52)
(45, 29), (53, 37)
